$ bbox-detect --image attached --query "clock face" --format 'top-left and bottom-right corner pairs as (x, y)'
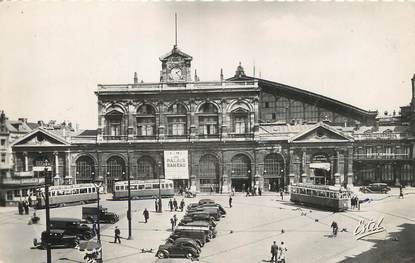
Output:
(170, 67), (183, 81)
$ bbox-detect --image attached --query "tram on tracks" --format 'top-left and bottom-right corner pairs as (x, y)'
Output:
(290, 183), (351, 212)
(112, 179), (175, 200)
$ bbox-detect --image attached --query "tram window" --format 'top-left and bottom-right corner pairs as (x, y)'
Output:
(80, 188), (87, 194)
(22, 189), (28, 197)
(138, 185), (144, 190)
(87, 188), (91, 193)
(130, 185), (138, 190)
(144, 184), (152, 189)
(57, 191), (64, 196)
(153, 184), (160, 189)
(311, 190), (317, 196)
(161, 184), (165, 189)
(169, 183), (173, 188)
(333, 193), (338, 199)
(92, 188), (96, 192)
(14, 190), (21, 197)
(6, 191), (13, 200)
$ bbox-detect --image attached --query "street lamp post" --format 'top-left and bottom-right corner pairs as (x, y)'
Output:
(92, 171), (103, 262)
(123, 170), (132, 240)
(157, 161), (162, 213)
(43, 159), (52, 263)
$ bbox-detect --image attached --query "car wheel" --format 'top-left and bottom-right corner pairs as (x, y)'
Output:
(185, 253), (194, 259)
(72, 239), (79, 248)
(196, 240), (203, 247)
(157, 251), (167, 259)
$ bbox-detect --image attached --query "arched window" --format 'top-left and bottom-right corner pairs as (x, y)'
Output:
(289, 100), (303, 120)
(231, 154), (251, 178)
(199, 154), (220, 192)
(137, 156), (155, 179)
(305, 104), (319, 123)
(76, 156), (95, 183)
(275, 97), (289, 122)
(198, 103), (219, 136)
(264, 154), (284, 177)
(167, 103), (187, 136)
(106, 156), (126, 192)
(136, 104), (156, 137)
(105, 106), (125, 139)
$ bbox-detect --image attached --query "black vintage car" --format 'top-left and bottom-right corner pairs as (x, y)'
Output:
(182, 213), (217, 227)
(156, 242), (200, 259)
(186, 209), (221, 221)
(33, 229), (79, 249)
(82, 206), (119, 224)
(165, 237), (201, 253)
(50, 217), (93, 240)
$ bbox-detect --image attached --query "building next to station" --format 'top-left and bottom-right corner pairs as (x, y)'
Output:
(2, 42), (415, 206)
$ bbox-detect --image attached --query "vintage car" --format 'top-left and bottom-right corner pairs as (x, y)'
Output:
(33, 229), (79, 249)
(169, 229), (207, 247)
(175, 225), (215, 240)
(177, 221), (217, 238)
(187, 203), (226, 215)
(198, 199), (216, 205)
(165, 237), (201, 253)
(360, 183), (391, 194)
(82, 206), (119, 224)
(156, 242), (200, 259)
(50, 217), (93, 240)
(181, 214), (217, 227)
(186, 208), (221, 221)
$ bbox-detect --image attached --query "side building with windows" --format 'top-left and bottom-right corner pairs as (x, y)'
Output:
(5, 44), (415, 206)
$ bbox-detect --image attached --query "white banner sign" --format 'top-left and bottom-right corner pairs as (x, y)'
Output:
(164, 150), (189, 180)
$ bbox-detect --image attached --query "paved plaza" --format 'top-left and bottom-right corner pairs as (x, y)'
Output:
(0, 188), (414, 263)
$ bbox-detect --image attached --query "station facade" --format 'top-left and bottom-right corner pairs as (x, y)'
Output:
(3, 44), (415, 205)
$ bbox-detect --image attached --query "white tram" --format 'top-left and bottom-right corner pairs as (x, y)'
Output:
(36, 183), (100, 208)
(290, 183), (351, 212)
(112, 179), (175, 200)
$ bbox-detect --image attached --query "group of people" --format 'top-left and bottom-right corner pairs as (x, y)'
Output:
(270, 241), (287, 263)
(17, 200), (30, 215)
(350, 196), (360, 210)
(245, 186), (262, 197)
(168, 198), (185, 212)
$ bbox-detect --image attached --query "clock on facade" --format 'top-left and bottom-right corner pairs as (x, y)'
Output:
(170, 67), (183, 81)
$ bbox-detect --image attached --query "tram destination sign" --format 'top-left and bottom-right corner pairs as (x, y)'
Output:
(164, 150), (189, 180)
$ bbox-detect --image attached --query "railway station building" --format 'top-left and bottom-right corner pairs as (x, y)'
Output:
(3, 43), (415, 205)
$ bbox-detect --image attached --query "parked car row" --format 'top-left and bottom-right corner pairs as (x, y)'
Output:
(33, 206), (119, 250)
(156, 198), (226, 260)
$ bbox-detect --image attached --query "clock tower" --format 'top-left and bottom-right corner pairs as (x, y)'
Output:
(159, 45), (192, 83)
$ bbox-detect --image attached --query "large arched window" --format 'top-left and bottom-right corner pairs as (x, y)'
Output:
(275, 97), (289, 122)
(199, 154), (220, 192)
(305, 104), (319, 123)
(290, 100), (303, 120)
(198, 103), (219, 136)
(106, 156), (126, 192)
(76, 156), (95, 183)
(136, 104), (156, 137)
(231, 154), (251, 178)
(167, 103), (187, 136)
(264, 154), (284, 177)
(105, 106), (125, 139)
(137, 156), (155, 179)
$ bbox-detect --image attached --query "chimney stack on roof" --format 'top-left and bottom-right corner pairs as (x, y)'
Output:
(134, 72), (138, 84)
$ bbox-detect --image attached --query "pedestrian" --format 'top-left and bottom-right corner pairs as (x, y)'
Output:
(180, 199), (185, 212)
(173, 198), (178, 211)
(232, 187), (235, 196)
(350, 196), (355, 209)
(114, 226), (121, 243)
(242, 183), (245, 193)
(270, 241), (279, 262)
(229, 195), (232, 208)
(169, 199), (173, 212)
(258, 187), (262, 196)
(331, 221), (338, 237)
(28, 195), (32, 207)
(158, 198), (162, 212)
(155, 197), (159, 212)
(24, 200), (29, 215)
(278, 241), (287, 263)
(399, 185), (404, 199)
(143, 208), (149, 223)
(280, 189), (284, 201)
(210, 185), (214, 195)
(173, 214), (177, 227)
(179, 186), (183, 196)
(18, 201), (23, 215)
(357, 196), (360, 211)
(170, 217), (175, 231)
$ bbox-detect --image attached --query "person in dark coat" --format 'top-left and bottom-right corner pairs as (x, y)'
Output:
(114, 226), (121, 243)
(28, 196), (32, 207)
(170, 217), (175, 231)
(173, 214), (177, 227)
(280, 189), (284, 200)
(229, 195), (233, 208)
(331, 221), (338, 237)
(180, 199), (185, 212)
(169, 199), (173, 212)
(270, 241), (279, 262)
(143, 208), (149, 223)
(399, 185), (404, 199)
(173, 199), (178, 211)
(258, 187), (262, 196)
(18, 201), (23, 215)
(23, 201), (29, 215)
(155, 198), (159, 212)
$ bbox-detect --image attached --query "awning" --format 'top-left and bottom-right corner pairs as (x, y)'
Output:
(310, 162), (331, 171)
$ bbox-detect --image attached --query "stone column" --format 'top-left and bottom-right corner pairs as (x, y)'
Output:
(301, 151), (307, 183)
(288, 149), (295, 185)
(394, 163), (400, 186)
(347, 147), (354, 187)
(334, 151), (341, 186)
(24, 152), (28, 172)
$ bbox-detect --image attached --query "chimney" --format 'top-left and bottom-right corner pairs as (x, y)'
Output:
(134, 72), (138, 84)
(220, 68), (224, 82)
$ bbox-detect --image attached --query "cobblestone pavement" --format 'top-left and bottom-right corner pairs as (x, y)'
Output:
(0, 187), (414, 263)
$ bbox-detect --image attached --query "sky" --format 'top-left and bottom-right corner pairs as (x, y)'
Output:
(0, 2), (414, 129)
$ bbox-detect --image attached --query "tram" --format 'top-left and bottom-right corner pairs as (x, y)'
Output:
(290, 183), (351, 212)
(35, 183), (99, 208)
(112, 179), (175, 200)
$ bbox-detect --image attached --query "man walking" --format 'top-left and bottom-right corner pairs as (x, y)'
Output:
(169, 199), (173, 212)
(270, 241), (279, 262)
(173, 214), (177, 227)
(114, 226), (121, 243)
(278, 241), (287, 263)
(280, 189), (284, 201)
(399, 185), (404, 199)
(210, 185), (214, 195)
(170, 217), (175, 231)
(173, 198), (178, 211)
(155, 197), (159, 212)
(180, 199), (185, 212)
(331, 221), (338, 237)
(143, 208), (149, 223)
(229, 195), (233, 208)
